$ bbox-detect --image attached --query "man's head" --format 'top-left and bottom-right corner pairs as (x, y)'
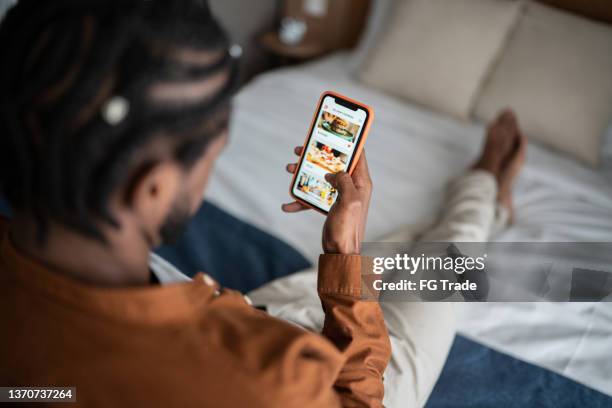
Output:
(0, 0), (238, 246)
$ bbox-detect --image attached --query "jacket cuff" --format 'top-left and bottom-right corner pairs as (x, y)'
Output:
(318, 254), (372, 298)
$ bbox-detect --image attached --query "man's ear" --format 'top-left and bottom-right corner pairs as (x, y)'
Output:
(127, 160), (182, 231)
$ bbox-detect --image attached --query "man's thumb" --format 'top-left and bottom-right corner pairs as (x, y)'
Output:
(326, 172), (355, 194)
(325, 172), (340, 187)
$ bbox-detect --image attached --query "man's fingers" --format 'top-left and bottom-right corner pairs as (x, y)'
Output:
(282, 201), (309, 213)
(351, 151), (372, 189)
(282, 147), (309, 215)
(286, 163), (298, 174)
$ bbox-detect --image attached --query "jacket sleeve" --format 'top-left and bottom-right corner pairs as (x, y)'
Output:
(198, 255), (391, 408)
(317, 254), (391, 407)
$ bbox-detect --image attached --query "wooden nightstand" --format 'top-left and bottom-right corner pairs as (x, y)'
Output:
(259, 31), (329, 65)
(259, 0), (370, 67)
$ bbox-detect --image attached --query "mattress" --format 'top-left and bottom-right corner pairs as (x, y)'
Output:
(206, 53), (612, 396)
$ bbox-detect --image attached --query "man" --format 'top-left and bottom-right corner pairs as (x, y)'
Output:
(0, 1), (390, 407)
(0, 1), (526, 407)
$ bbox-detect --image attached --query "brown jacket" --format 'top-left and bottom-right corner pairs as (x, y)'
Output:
(0, 218), (391, 407)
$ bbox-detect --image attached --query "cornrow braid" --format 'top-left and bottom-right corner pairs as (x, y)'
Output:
(0, 0), (240, 241)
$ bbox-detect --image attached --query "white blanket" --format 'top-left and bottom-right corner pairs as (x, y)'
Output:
(207, 54), (612, 396)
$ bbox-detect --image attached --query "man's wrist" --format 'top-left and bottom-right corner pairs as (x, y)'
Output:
(323, 241), (360, 255)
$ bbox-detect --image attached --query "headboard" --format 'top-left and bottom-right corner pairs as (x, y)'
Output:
(537, 0), (612, 24)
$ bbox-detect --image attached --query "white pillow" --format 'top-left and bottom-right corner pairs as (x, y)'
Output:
(348, 0), (397, 75)
(474, 2), (612, 166)
(358, 0), (524, 119)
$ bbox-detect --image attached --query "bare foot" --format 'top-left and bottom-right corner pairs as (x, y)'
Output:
(472, 109), (519, 176)
(497, 131), (527, 219)
(472, 109), (527, 221)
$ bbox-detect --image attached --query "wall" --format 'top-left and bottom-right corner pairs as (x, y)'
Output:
(209, 0), (278, 81)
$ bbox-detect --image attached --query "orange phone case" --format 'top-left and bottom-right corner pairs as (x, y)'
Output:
(289, 91), (374, 215)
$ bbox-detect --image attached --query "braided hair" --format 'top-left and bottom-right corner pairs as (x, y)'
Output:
(0, 0), (239, 240)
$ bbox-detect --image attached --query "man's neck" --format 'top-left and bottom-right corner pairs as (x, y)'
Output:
(9, 216), (152, 287)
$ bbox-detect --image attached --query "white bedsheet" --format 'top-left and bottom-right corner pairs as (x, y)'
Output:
(207, 53), (612, 396)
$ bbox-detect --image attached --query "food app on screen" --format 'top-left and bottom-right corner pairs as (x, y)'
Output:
(293, 96), (367, 211)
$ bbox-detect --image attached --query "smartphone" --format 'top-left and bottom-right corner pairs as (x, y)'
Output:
(290, 91), (374, 214)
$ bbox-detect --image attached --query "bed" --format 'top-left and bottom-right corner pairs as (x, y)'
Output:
(204, 43), (612, 397)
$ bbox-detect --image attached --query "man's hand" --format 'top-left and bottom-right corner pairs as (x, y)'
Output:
(283, 146), (372, 255)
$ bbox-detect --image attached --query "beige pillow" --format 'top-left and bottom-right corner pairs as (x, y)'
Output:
(474, 2), (612, 166)
(358, 0), (524, 119)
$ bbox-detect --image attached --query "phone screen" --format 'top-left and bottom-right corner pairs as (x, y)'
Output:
(292, 94), (370, 212)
